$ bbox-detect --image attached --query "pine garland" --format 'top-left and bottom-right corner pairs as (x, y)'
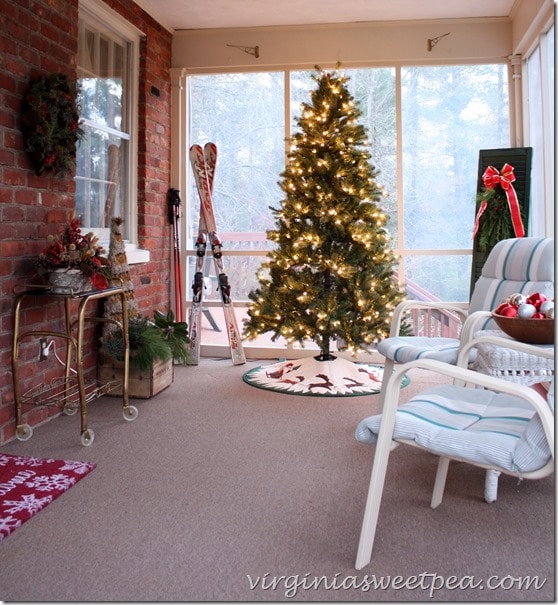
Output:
(474, 187), (516, 253)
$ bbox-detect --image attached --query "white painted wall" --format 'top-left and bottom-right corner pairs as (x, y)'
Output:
(172, 18), (513, 71)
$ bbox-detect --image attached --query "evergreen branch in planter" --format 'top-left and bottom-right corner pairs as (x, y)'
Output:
(153, 310), (191, 365)
(101, 313), (190, 371)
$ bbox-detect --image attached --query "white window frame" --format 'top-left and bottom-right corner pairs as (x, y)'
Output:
(522, 23), (554, 238)
(77, 0), (148, 263)
(179, 64), (512, 361)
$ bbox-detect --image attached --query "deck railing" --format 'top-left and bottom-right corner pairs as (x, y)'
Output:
(187, 232), (467, 340)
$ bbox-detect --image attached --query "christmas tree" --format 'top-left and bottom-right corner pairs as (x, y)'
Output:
(244, 66), (404, 368)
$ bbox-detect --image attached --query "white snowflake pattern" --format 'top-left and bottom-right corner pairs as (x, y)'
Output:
(3, 493), (53, 515)
(25, 474), (76, 492)
(60, 461), (95, 475)
(14, 456), (53, 468)
(0, 454), (15, 467)
(0, 515), (22, 540)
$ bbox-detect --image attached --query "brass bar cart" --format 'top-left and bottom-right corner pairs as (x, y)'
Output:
(11, 285), (135, 446)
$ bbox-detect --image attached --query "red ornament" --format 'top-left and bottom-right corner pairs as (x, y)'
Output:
(496, 304), (518, 317)
(526, 293), (547, 309)
(532, 312), (546, 319)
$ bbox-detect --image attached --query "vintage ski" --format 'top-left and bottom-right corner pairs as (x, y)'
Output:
(187, 145), (213, 365)
(189, 143), (246, 365)
(187, 230), (206, 365)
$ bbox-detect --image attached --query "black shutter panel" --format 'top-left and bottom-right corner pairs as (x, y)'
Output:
(470, 147), (533, 296)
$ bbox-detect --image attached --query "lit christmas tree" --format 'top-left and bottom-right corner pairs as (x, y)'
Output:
(243, 66), (405, 395)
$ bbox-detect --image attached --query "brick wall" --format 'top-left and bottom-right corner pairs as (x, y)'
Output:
(0, 0), (173, 444)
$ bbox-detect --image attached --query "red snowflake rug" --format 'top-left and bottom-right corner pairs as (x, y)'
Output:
(0, 453), (96, 541)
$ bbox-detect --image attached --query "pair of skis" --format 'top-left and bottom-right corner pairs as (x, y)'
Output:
(188, 142), (245, 366)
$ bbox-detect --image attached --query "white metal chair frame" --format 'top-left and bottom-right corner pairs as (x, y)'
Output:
(355, 334), (554, 571)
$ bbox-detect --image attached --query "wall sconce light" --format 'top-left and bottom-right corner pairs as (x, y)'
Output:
(427, 32), (450, 52)
(226, 44), (260, 58)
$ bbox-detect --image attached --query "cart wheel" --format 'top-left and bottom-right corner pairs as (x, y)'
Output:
(16, 424), (33, 441)
(63, 403), (78, 416)
(123, 405), (138, 422)
(81, 429), (95, 446)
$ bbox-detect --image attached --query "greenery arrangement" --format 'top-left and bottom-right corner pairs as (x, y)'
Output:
(21, 72), (84, 177)
(474, 186), (516, 253)
(473, 164), (526, 253)
(101, 310), (190, 371)
(35, 215), (111, 290)
(243, 65), (404, 359)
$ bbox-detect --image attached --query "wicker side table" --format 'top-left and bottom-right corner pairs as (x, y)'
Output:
(473, 330), (554, 386)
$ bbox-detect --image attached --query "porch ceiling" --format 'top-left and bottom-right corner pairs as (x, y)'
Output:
(132, 0), (517, 33)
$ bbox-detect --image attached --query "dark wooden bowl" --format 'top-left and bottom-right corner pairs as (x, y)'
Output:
(492, 313), (555, 345)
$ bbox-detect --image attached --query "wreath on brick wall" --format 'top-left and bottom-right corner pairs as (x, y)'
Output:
(21, 73), (84, 177)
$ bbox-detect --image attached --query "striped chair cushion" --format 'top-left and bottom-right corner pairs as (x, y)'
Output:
(469, 237), (554, 330)
(376, 237), (554, 361)
(355, 384), (552, 473)
(376, 337), (462, 365)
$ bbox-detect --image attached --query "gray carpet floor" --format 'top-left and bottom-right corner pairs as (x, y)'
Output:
(0, 358), (554, 602)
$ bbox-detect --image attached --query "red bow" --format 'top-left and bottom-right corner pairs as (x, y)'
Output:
(472, 163), (525, 240)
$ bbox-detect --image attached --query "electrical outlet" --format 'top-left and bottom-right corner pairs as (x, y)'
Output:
(39, 338), (49, 362)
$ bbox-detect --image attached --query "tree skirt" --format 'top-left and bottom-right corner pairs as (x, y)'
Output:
(0, 453), (96, 541)
(243, 356), (409, 397)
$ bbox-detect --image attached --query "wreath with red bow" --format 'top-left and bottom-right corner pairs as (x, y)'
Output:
(21, 73), (84, 177)
(472, 163), (526, 252)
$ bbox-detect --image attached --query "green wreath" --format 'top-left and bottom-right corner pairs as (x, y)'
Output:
(21, 73), (84, 177)
(474, 187), (517, 253)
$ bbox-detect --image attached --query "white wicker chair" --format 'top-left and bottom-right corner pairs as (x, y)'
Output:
(354, 334), (554, 571)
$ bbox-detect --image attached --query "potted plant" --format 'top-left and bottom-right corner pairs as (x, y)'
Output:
(97, 216), (190, 397)
(35, 215), (111, 293)
(152, 310), (191, 365)
(98, 310), (190, 398)
(101, 311), (190, 371)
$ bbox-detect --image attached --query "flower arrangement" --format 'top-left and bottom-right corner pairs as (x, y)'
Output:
(35, 216), (111, 290)
(21, 73), (84, 177)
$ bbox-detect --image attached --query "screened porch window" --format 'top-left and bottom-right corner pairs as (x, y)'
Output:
(186, 64), (510, 355)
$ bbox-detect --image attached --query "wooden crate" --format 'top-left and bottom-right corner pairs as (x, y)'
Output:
(98, 357), (174, 399)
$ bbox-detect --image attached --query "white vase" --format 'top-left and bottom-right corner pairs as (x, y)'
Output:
(48, 268), (90, 294)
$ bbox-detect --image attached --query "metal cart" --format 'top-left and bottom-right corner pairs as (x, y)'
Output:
(11, 285), (136, 446)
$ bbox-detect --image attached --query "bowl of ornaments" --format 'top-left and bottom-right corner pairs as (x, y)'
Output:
(492, 292), (554, 345)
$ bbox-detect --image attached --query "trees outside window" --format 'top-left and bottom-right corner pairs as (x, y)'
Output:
(187, 63), (510, 354)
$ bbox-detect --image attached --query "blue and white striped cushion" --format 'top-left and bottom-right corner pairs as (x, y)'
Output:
(377, 237), (554, 352)
(355, 385), (552, 473)
(377, 337), (462, 364)
(469, 237), (554, 330)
